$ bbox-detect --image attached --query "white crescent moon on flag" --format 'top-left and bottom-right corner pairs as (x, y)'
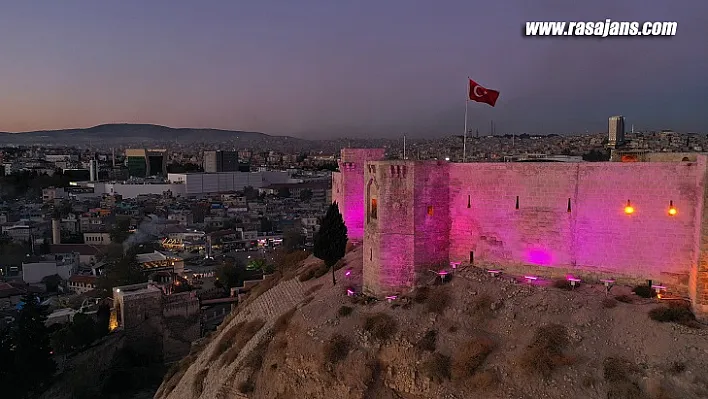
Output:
(473, 85), (485, 97)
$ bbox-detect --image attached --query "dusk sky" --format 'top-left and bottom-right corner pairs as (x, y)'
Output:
(1, 1), (706, 138)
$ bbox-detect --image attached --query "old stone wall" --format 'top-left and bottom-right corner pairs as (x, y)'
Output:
(354, 154), (708, 313)
(332, 148), (385, 241)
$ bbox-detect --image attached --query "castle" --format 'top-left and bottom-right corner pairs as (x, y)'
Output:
(332, 148), (708, 317)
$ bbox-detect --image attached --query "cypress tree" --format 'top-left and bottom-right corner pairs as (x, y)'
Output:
(313, 202), (348, 285)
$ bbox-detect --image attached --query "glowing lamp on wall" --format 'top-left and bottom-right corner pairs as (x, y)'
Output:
(624, 200), (634, 215)
(668, 201), (677, 216)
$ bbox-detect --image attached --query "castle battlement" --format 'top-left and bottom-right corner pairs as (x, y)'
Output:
(334, 149), (708, 317)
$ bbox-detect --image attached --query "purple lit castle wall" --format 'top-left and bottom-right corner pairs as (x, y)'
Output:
(336, 148), (708, 315)
(331, 148), (386, 241)
(363, 161), (450, 295)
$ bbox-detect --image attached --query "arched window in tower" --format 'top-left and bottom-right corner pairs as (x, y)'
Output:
(427, 206), (434, 216)
(370, 198), (378, 220)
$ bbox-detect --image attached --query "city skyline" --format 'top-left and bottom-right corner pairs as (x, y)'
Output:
(1, 1), (707, 138)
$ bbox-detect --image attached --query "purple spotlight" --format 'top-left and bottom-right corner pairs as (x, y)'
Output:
(346, 289), (355, 296)
(526, 249), (553, 266)
(437, 270), (449, 276)
(524, 275), (538, 282)
(345, 269), (352, 277)
(567, 277), (581, 287)
(385, 295), (397, 302)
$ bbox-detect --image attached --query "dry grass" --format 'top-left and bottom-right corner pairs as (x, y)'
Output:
(303, 283), (324, 296)
(238, 379), (255, 394)
(219, 318), (266, 366)
(416, 330), (438, 352)
(649, 301), (701, 328)
(278, 250), (312, 280)
(552, 279), (574, 290)
(324, 334), (351, 365)
(451, 337), (496, 380)
(602, 298), (619, 308)
(210, 320), (246, 362)
(468, 294), (494, 317)
(518, 324), (572, 378)
(298, 261), (329, 282)
(243, 337), (271, 370)
(273, 307), (297, 335)
(363, 313), (398, 341)
(468, 369), (500, 391)
(191, 369), (209, 398)
(345, 241), (356, 253)
(338, 305), (354, 317)
(632, 285), (656, 298)
(422, 353), (451, 383)
(413, 286), (430, 304)
(603, 357), (645, 399)
(615, 294), (634, 304)
(426, 286), (451, 314)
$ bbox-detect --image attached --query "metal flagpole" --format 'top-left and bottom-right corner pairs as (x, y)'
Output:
(403, 134), (407, 160)
(463, 78), (469, 163)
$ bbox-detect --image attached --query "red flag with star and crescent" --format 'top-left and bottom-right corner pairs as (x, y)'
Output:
(468, 78), (499, 107)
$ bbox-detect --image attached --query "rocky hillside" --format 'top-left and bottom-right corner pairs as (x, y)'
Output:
(156, 245), (708, 399)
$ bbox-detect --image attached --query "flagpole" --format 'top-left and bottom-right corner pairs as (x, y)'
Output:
(463, 78), (469, 163)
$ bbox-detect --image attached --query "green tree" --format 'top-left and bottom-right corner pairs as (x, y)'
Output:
(299, 189), (313, 202)
(283, 228), (305, 252)
(110, 216), (132, 244)
(41, 274), (63, 292)
(242, 186), (259, 201)
(215, 260), (246, 290)
(278, 187), (291, 198)
(97, 254), (146, 293)
(313, 202), (348, 286)
(11, 294), (57, 397)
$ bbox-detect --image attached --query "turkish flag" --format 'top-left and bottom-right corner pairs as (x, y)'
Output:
(468, 78), (500, 107)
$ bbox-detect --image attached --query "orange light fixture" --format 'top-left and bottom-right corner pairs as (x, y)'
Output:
(668, 200), (677, 216)
(624, 200), (634, 215)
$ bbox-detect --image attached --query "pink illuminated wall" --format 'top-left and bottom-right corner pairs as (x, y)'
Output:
(351, 154), (708, 307)
(331, 148), (385, 241)
(448, 162), (702, 287)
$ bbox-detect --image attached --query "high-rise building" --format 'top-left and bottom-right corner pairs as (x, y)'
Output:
(608, 116), (625, 147)
(203, 150), (239, 173)
(125, 148), (168, 177)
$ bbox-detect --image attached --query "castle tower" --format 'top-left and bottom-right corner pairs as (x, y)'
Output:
(331, 148), (386, 241)
(363, 160), (450, 296)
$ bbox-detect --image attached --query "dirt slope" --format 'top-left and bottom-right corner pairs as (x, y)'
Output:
(155, 245), (708, 399)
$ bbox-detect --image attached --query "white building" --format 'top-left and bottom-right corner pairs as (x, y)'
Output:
(22, 254), (79, 284)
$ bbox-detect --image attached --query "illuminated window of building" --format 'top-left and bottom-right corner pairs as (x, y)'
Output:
(370, 198), (378, 219)
(427, 206), (434, 216)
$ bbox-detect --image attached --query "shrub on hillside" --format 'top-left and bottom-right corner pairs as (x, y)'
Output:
(615, 294), (634, 304)
(469, 369), (500, 391)
(338, 305), (354, 317)
(422, 353), (451, 383)
(324, 334), (350, 365)
(273, 308), (297, 335)
(218, 319), (266, 365)
(238, 379), (255, 394)
(603, 357), (644, 398)
(426, 286), (451, 314)
(552, 279), (574, 290)
(602, 298), (618, 308)
(416, 330), (437, 352)
(469, 294), (494, 317)
(413, 286), (430, 304)
(363, 313), (397, 340)
(191, 369), (209, 398)
(451, 337), (496, 380)
(632, 285), (656, 298)
(518, 324), (572, 378)
(649, 302), (700, 328)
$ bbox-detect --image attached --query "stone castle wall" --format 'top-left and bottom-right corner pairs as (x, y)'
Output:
(334, 148), (708, 315)
(332, 148), (385, 241)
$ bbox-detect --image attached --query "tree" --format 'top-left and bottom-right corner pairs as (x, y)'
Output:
(242, 186), (259, 201)
(299, 189), (313, 202)
(283, 228), (306, 252)
(216, 260), (246, 290)
(41, 274), (63, 292)
(313, 202), (348, 285)
(10, 294), (57, 397)
(110, 216), (132, 244)
(582, 149), (611, 162)
(97, 254), (146, 293)
(278, 187), (291, 198)
(260, 217), (274, 233)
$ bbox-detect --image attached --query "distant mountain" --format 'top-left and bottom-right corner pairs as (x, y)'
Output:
(0, 124), (309, 148)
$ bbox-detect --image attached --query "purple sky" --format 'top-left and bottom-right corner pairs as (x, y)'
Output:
(1, 0), (706, 138)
